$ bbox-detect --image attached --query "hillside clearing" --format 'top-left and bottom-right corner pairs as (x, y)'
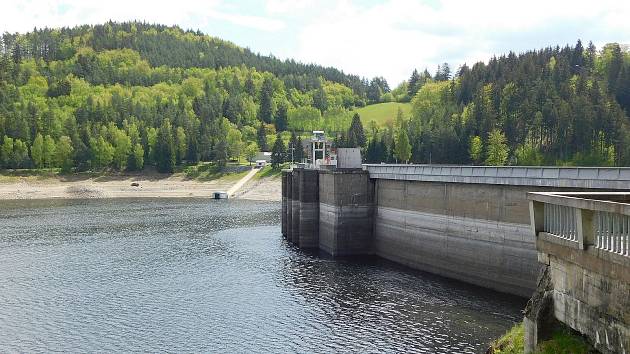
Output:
(353, 102), (412, 127)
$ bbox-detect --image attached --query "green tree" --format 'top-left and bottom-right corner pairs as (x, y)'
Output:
(90, 136), (114, 169)
(259, 77), (274, 123)
(43, 135), (57, 168)
(129, 143), (144, 171)
(244, 142), (258, 166)
(13, 140), (30, 168)
(175, 127), (187, 164)
(313, 84), (328, 113)
(288, 131), (299, 163)
(31, 133), (44, 168)
(112, 129), (131, 170)
(275, 102), (288, 131)
(226, 126), (243, 161)
(394, 129), (411, 163)
(156, 120), (175, 173)
(271, 133), (286, 169)
(469, 135), (483, 164)
(407, 69), (421, 99)
(485, 129), (509, 166)
(347, 113), (366, 148)
(56, 136), (74, 172)
(146, 127), (158, 166)
(257, 122), (268, 151)
(1, 136), (14, 168)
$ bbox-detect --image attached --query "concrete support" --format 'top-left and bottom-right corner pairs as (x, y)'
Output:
(318, 170), (374, 256)
(281, 171), (288, 236)
(286, 171), (293, 241)
(298, 169), (319, 248)
(290, 169), (301, 244)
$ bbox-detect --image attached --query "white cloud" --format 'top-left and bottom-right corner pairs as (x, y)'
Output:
(1, 0), (629, 85)
(0, 0), (285, 33)
(294, 0), (630, 85)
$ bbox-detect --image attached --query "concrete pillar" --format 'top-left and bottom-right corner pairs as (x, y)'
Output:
(281, 171), (288, 236)
(290, 168), (301, 244)
(286, 170), (293, 240)
(318, 169), (374, 256)
(298, 169), (319, 248)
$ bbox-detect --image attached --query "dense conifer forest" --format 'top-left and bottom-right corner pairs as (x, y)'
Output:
(0, 21), (629, 171)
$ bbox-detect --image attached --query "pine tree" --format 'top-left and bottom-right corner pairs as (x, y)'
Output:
(259, 77), (274, 123)
(31, 133), (44, 168)
(257, 122), (268, 151)
(271, 134), (286, 169)
(275, 102), (288, 131)
(156, 120), (175, 173)
(347, 113), (366, 148)
(408, 69), (421, 99)
(288, 131), (299, 163)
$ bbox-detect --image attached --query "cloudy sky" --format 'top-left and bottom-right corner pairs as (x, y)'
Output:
(2, 0), (629, 85)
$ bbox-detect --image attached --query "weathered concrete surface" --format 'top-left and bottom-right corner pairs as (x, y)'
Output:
(373, 179), (540, 297)
(282, 165), (630, 299)
(290, 170), (300, 243)
(281, 171), (288, 236)
(364, 165), (630, 190)
(536, 237), (630, 354)
(318, 170), (374, 256)
(298, 169), (319, 248)
(285, 171), (293, 241)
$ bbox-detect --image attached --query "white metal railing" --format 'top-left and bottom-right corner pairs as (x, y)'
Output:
(543, 204), (578, 242)
(596, 211), (630, 256)
(529, 192), (630, 258)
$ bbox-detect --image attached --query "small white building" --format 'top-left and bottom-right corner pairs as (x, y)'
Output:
(255, 160), (267, 168)
(255, 151), (272, 162)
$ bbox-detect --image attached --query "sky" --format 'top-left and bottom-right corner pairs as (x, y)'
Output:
(1, 0), (630, 86)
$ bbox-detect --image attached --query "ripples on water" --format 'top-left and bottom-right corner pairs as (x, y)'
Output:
(0, 198), (525, 353)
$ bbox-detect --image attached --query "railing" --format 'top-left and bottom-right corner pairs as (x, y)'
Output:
(543, 204), (577, 242)
(596, 211), (630, 255)
(529, 192), (630, 257)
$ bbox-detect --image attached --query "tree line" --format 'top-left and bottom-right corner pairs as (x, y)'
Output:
(0, 22), (391, 172)
(364, 41), (630, 166)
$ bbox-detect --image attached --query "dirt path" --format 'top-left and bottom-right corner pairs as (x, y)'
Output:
(226, 168), (259, 197)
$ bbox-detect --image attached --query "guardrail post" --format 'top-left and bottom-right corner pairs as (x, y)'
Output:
(529, 200), (544, 237)
(576, 208), (594, 250)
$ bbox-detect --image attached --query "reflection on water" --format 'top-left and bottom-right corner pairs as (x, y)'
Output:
(0, 198), (525, 353)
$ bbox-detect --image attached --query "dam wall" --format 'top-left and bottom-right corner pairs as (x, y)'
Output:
(281, 165), (630, 297)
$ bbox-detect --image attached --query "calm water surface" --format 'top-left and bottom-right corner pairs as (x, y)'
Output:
(0, 198), (525, 353)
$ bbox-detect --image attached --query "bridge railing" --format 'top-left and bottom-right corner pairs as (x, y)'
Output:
(529, 192), (630, 257)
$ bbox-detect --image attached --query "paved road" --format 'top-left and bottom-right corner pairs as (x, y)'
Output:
(227, 167), (260, 197)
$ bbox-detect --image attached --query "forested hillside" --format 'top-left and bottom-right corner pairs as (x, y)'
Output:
(0, 22), (392, 172)
(367, 41), (630, 166)
(1, 22), (629, 171)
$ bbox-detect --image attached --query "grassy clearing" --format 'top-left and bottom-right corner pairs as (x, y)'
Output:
(353, 102), (412, 127)
(181, 162), (250, 182)
(253, 164), (287, 180)
(488, 322), (594, 354)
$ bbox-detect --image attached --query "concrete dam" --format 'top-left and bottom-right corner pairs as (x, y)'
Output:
(281, 165), (630, 298)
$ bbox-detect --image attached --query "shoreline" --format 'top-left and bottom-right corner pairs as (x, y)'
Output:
(0, 173), (281, 201)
